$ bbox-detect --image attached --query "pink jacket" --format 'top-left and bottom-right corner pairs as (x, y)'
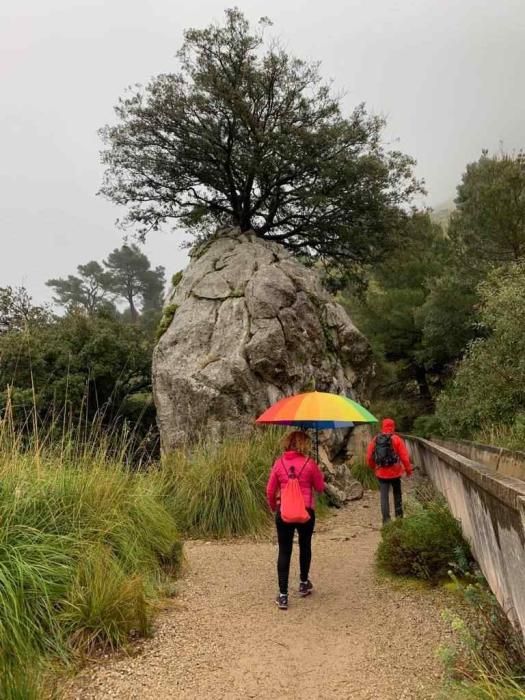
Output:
(266, 451), (325, 512)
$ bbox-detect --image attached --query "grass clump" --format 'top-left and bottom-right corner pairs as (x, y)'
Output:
(156, 303), (178, 340)
(163, 429), (283, 538)
(0, 418), (182, 696)
(376, 492), (473, 583)
(171, 270), (183, 288)
(351, 460), (379, 490)
(441, 574), (525, 699)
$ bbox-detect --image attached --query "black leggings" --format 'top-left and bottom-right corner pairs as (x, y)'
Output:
(275, 509), (315, 594)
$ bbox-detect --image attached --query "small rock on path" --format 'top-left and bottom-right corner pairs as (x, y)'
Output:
(66, 490), (449, 699)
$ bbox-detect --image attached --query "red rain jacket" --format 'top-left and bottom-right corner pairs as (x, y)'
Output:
(366, 418), (413, 480)
(266, 451), (325, 512)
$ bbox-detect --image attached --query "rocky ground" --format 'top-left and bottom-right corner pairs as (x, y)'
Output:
(66, 486), (451, 699)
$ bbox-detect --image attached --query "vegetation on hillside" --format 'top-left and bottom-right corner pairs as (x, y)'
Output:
(436, 263), (525, 439)
(0, 244), (164, 445)
(344, 150), (525, 442)
(47, 243), (165, 322)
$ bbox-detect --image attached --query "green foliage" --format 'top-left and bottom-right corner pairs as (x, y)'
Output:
(104, 244), (165, 320)
(100, 9), (420, 272)
(344, 152), (525, 435)
(345, 212), (463, 422)
(475, 419), (525, 452)
(0, 419), (182, 697)
(436, 263), (525, 437)
(0, 310), (155, 438)
(449, 680), (525, 700)
(449, 151), (525, 271)
(441, 574), (525, 699)
(376, 495), (472, 583)
(162, 429), (284, 538)
(47, 244), (166, 318)
(0, 286), (50, 332)
(411, 414), (444, 439)
(156, 303), (178, 341)
(350, 460), (379, 490)
(47, 261), (115, 314)
(419, 272), (480, 369)
(171, 271), (183, 288)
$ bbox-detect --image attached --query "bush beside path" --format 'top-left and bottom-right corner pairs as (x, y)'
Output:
(67, 489), (450, 700)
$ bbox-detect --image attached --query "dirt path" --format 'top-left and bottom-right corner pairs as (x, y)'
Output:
(68, 490), (450, 699)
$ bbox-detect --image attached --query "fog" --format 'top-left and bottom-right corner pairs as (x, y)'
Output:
(1, 0), (524, 302)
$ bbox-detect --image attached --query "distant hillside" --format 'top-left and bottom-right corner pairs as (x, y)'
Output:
(430, 198), (455, 229)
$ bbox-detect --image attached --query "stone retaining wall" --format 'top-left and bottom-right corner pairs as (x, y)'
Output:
(406, 436), (525, 639)
(432, 438), (525, 481)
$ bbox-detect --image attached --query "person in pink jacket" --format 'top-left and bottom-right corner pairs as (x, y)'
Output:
(266, 430), (325, 610)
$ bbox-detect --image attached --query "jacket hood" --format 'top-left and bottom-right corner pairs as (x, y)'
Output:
(381, 418), (396, 433)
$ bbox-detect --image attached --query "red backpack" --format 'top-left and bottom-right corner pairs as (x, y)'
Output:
(280, 458), (311, 524)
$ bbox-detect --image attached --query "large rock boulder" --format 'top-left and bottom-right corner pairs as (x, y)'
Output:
(153, 228), (374, 504)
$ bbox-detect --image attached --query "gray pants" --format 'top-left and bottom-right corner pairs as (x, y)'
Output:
(378, 477), (403, 524)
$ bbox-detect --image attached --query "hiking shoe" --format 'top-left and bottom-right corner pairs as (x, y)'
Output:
(275, 594), (288, 610)
(299, 580), (313, 597)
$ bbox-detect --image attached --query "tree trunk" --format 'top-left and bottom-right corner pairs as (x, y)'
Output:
(414, 365), (434, 412)
(128, 295), (139, 323)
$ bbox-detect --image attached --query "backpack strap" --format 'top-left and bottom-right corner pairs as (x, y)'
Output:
(280, 457), (310, 478)
(279, 458), (290, 478)
(297, 457), (310, 478)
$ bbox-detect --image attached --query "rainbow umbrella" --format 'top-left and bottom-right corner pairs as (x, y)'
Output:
(256, 391), (377, 461)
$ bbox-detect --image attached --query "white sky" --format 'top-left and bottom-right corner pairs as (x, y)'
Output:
(1, 0), (524, 303)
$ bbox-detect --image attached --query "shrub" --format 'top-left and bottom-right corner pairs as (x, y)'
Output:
(412, 414), (444, 439)
(351, 460), (379, 490)
(376, 495), (473, 583)
(171, 270), (183, 288)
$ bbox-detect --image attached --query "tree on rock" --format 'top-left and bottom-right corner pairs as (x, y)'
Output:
(100, 8), (421, 271)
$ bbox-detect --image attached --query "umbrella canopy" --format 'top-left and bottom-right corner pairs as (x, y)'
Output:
(256, 391), (377, 429)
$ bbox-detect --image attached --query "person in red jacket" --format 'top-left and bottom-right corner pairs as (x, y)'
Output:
(266, 430), (325, 610)
(366, 418), (413, 524)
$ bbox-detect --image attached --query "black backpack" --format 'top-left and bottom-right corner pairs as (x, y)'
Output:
(373, 433), (398, 467)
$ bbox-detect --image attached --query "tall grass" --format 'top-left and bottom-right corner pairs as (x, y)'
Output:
(351, 460), (379, 490)
(162, 428), (283, 538)
(442, 575), (525, 699)
(475, 420), (525, 452)
(0, 407), (182, 698)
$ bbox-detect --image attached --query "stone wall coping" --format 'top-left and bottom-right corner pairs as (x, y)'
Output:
(404, 435), (525, 512)
(432, 436), (525, 461)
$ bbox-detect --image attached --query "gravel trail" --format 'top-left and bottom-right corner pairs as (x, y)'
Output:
(67, 490), (449, 699)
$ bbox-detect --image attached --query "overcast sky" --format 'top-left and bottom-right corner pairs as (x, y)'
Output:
(1, 0), (524, 304)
